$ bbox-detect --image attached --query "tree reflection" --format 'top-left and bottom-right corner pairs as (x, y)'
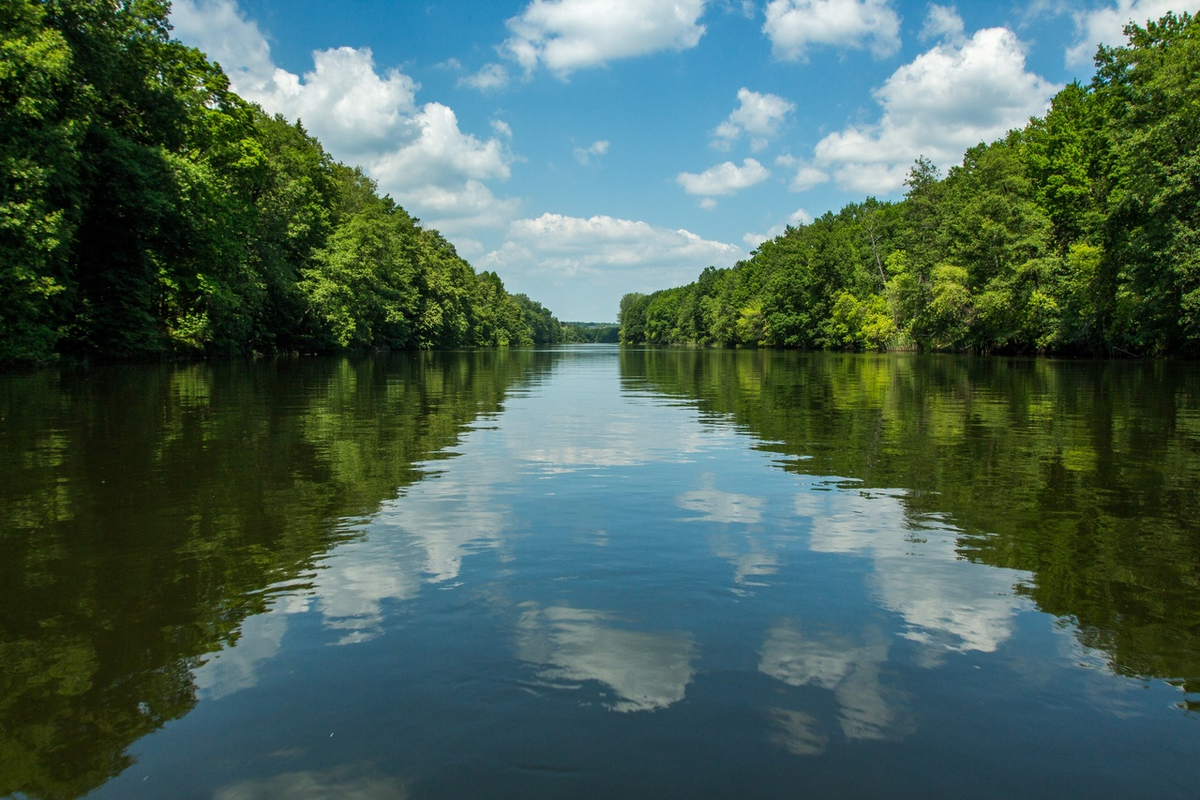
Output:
(0, 352), (550, 799)
(625, 349), (1200, 705)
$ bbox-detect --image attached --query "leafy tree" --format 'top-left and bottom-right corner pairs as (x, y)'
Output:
(622, 11), (1200, 358)
(0, 0), (78, 362)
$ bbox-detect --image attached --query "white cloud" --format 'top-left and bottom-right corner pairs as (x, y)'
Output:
(503, 0), (709, 77)
(492, 119), (514, 139)
(732, 0), (759, 17)
(677, 158), (770, 195)
(459, 62), (511, 91)
(790, 165), (831, 192)
(170, 0), (276, 90)
(813, 21), (1060, 194)
(763, 0), (902, 61)
(483, 213), (741, 281)
(744, 208), (812, 247)
(1066, 1), (1193, 65)
(921, 3), (966, 43)
(712, 88), (795, 152)
(776, 154), (831, 192)
(171, 1), (519, 234)
(479, 212), (741, 317)
(699, 197), (719, 210)
(370, 103), (510, 187)
(573, 139), (611, 165)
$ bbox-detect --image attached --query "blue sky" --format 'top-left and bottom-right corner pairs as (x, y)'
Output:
(171, 0), (1197, 322)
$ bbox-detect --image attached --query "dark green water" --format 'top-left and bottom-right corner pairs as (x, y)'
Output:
(3, 348), (1199, 799)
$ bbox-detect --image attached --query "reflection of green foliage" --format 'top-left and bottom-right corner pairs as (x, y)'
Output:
(0, 351), (548, 799)
(625, 350), (1200, 698)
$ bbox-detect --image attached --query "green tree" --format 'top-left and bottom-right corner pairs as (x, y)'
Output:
(0, 0), (79, 362)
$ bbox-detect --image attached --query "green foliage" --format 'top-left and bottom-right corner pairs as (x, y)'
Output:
(0, 3), (558, 364)
(561, 322), (619, 343)
(827, 291), (894, 350)
(618, 292), (649, 344)
(622, 12), (1200, 357)
(0, 0), (79, 362)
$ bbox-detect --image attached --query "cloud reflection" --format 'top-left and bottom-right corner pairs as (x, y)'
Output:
(759, 623), (903, 743)
(766, 707), (828, 756)
(215, 766), (408, 800)
(677, 473), (765, 524)
(515, 603), (696, 712)
(193, 607), (288, 699)
(796, 487), (1028, 654)
(293, 449), (513, 644)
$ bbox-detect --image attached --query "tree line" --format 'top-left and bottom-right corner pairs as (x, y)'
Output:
(620, 13), (1200, 357)
(1, 0), (565, 365)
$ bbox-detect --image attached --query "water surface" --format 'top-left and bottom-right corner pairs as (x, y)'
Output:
(3, 348), (1199, 798)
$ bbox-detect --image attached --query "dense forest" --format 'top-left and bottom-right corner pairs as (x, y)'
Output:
(560, 322), (620, 343)
(620, 13), (1200, 357)
(0, 0), (565, 365)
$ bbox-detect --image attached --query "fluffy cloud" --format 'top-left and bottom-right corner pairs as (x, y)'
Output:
(677, 158), (770, 195)
(171, 1), (518, 235)
(743, 208), (812, 248)
(776, 154), (831, 192)
(170, 0), (275, 87)
(484, 213), (740, 277)
(763, 0), (902, 61)
(712, 88), (795, 151)
(1066, 0), (1191, 65)
(574, 139), (611, 165)
(504, 0), (709, 76)
(812, 11), (1059, 194)
(459, 62), (511, 91)
(479, 213), (741, 316)
(371, 103), (510, 186)
(921, 3), (966, 43)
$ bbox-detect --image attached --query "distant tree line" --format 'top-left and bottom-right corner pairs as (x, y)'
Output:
(620, 13), (1200, 357)
(1, 0), (563, 364)
(561, 322), (620, 343)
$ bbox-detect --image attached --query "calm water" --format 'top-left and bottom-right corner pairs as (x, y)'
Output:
(3, 348), (1200, 799)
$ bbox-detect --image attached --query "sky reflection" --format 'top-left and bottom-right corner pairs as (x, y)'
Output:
(515, 603), (696, 713)
(796, 486), (1031, 655)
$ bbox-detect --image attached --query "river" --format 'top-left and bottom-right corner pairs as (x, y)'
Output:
(2, 347), (1198, 798)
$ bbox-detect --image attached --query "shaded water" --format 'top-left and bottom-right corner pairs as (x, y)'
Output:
(2, 348), (1199, 798)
